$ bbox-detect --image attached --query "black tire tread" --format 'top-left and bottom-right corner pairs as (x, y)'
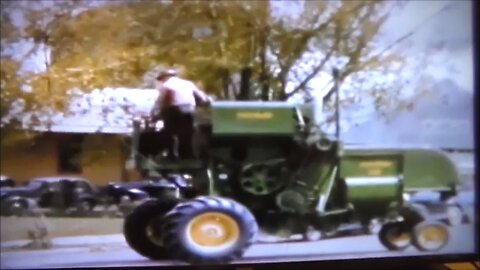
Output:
(123, 199), (178, 260)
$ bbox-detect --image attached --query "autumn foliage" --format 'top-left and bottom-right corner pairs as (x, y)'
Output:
(1, 0), (414, 132)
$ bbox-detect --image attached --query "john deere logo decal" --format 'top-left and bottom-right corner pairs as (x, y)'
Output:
(236, 112), (273, 120)
(359, 160), (394, 176)
(359, 161), (394, 169)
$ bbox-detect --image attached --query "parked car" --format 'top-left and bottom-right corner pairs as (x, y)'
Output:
(100, 181), (150, 206)
(0, 176), (99, 216)
(0, 175), (16, 188)
(101, 174), (195, 206)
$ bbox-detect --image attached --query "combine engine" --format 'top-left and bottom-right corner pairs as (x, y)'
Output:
(204, 102), (317, 210)
(124, 85), (463, 264)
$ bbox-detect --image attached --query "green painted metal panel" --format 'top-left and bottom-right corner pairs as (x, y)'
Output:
(340, 155), (401, 178)
(346, 177), (401, 202)
(402, 149), (459, 191)
(211, 101), (296, 135)
(342, 147), (460, 192)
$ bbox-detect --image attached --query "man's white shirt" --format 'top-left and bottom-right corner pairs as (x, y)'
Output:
(160, 77), (203, 106)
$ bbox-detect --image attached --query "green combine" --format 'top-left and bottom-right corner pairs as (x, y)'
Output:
(123, 75), (464, 264)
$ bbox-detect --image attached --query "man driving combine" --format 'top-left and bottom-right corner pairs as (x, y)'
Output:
(150, 69), (210, 160)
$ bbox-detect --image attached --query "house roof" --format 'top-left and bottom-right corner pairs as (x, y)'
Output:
(25, 88), (159, 134)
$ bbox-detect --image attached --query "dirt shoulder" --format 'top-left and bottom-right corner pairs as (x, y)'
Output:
(1, 217), (123, 242)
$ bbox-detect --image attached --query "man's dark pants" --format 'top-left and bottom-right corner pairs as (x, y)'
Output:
(161, 106), (194, 160)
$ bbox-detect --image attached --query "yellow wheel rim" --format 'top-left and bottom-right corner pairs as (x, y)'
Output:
(417, 225), (448, 250)
(187, 212), (240, 248)
(420, 227), (445, 242)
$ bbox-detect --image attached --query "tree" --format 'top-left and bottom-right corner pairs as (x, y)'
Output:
(1, 0), (135, 150)
(1, 0), (86, 124)
(2, 0), (427, 133)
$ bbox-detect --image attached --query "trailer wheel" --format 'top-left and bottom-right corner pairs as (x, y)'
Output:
(411, 221), (449, 252)
(379, 222), (412, 251)
(161, 196), (258, 264)
(123, 199), (177, 260)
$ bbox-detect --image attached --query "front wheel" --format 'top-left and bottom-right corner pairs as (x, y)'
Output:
(161, 196), (258, 264)
(123, 199), (178, 260)
(379, 222), (412, 251)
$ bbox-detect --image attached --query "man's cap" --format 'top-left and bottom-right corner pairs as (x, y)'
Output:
(156, 69), (177, 80)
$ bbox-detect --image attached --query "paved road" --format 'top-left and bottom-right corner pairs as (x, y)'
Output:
(0, 224), (475, 269)
(0, 190), (475, 269)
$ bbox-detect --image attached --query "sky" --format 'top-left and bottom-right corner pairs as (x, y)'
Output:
(2, 0), (475, 147)
(301, 0), (472, 93)
(283, 0), (474, 149)
(342, 78), (474, 148)
(382, 0), (473, 92)
(272, 0), (473, 135)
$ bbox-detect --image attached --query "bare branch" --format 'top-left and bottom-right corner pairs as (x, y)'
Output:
(285, 46), (336, 99)
(321, 2), (451, 104)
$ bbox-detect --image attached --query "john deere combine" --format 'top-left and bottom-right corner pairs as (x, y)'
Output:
(123, 74), (464, 264)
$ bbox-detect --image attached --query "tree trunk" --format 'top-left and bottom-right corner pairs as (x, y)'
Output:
(221, 68), (231, 100)
(259, 32), (269, 101)
(278, 74), (288, 101)
(237, 67), (252, 101)
(260, 74), (269, 101)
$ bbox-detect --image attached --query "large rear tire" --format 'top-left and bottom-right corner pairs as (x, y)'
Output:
(123, 199), (178, 260)
(161, 196), (258, 264)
